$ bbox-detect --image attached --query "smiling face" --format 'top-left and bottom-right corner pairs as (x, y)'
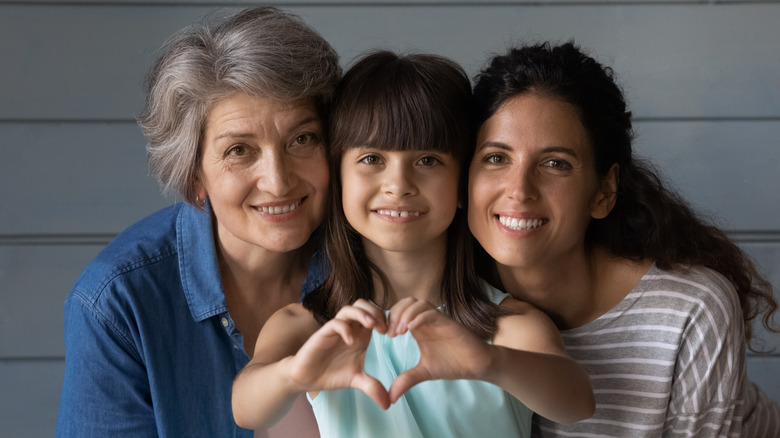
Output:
(340, 148), (460, 257)
(196, 93), (329, 256)
(468, 93), (617, 271)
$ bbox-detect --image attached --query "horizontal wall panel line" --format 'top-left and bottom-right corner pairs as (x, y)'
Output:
(0, 119), (137, 125)
(2, 117), (779, 125)
(634, 116), (780, 122)
(0, 234), (116, 246)
(1, 1), (777, 7)
(2, 232), (779, 246)
(0, 1), (728, 7)
(0, 357), (64, 362)
(729, 231), (780, 243)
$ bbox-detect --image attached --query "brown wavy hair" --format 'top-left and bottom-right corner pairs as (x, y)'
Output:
(303, 50), (502, 339)
(472, 41), (778, 348)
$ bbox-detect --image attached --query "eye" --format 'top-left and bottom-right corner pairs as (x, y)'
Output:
(543, 159), (573, 171)
(417, 155), (440, 166)
(359, 154), (382, 165)
(294, 133), (318, 146)
(225, 144), (246, 157)
(482, 153), (506, 165)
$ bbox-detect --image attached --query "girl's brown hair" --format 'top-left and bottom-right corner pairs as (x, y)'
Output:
(304, 50), (502, 339)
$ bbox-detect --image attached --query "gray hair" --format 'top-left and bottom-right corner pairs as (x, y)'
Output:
(138, 6), (341, 204)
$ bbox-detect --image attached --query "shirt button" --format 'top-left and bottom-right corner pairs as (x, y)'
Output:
(221, 317), (229, 327)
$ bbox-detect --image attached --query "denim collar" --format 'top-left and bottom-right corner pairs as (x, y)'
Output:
(177, 201), (227, 322)
(176, 201), (328, 322)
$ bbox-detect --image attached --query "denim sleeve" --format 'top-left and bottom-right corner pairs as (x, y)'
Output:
(55, 291), (157, 437)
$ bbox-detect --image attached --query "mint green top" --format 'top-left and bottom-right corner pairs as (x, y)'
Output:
(308, 280), (532, 437)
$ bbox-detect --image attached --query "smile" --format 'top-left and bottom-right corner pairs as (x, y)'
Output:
(498, 215), (546, 230)
(256, 200), (302, 215)
(376, 209), (422, 218)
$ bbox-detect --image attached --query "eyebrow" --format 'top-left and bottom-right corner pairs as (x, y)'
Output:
(477, 141), (579, 158)
(213, 115), (321, 142)
(476, 141), (512, 152)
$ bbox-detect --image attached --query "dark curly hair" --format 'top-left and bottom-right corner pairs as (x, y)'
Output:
(472, 41), (778, 348)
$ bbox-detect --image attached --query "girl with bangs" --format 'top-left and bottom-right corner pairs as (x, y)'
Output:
(232, 50), (594, 437)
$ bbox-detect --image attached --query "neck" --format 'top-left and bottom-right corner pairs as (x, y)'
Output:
(495, 247), (598, 330)
(214, 224), (312, 356)
(365, 236), (447, 307)
(497, 246), (651, 330)
(216, 229), (310, 296)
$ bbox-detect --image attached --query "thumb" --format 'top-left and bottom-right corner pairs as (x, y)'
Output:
(353, 373), (391, 410)
(388, 366), (429, 404)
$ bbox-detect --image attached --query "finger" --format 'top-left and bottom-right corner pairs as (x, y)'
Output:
(388, 366), (429, 404)
(318, 318), (362, 346)
(393, 299), (436, 335)
(351, 299), (388, 334)
(386, 297), (419, 336)
(333, 305), (383, 331)
(352, 374), (391, 410)
(405, 307), (443, 331)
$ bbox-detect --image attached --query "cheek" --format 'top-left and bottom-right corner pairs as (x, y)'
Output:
(467, 173), (492, 210)
(339, 173), (362, 212)
(308, 162), (330, 193)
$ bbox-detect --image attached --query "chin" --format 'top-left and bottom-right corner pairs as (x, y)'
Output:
(481, 241), (523, 268)
(256, 230), (315, 253)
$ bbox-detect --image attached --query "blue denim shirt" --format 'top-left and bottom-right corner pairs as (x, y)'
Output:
(55, 202), (328, 437)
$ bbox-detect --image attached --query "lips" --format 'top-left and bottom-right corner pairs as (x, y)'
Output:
(254, 199), (302, 215)
(375, 209), (423, 218)
(498, 215), (546, 230)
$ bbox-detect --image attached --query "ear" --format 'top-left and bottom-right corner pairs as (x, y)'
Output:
(193, 177), (208, 206)
(590, 163), (619, 220)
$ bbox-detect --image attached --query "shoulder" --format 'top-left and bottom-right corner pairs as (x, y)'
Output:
(269, 303), (317, 324)
(497, 297), (557, 332)
(264, 304), (320, 340)
(639, 264), (741, 322)
(494, 296), (566, 354)
(68, 203), (188, 306)
(253, 303), (320, 362)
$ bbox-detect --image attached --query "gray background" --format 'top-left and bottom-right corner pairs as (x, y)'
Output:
(1, 1), (779, 436)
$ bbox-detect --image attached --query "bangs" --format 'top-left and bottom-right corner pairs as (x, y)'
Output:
(330, 51), (472, 161)
(337, 84), (452, 153)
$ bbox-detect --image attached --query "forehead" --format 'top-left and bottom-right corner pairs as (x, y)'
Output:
(478, 94), (591, 153)
(205, 93), (320, 135)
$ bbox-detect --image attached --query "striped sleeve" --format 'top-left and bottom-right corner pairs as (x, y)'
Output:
(655, 270), (744, 436)
(533, 265), (780, 438)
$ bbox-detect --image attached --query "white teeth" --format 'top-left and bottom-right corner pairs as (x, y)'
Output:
(258, 201), (300, 215)
(499, 216), (544, 230)
(377, 209), (421, 218)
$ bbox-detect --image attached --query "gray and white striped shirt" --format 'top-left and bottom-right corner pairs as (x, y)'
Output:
(534, 264), (780, 437)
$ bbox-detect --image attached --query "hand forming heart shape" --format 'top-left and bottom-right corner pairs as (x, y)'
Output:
(287, 297), (494, 410)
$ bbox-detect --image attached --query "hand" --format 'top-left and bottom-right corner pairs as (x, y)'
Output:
(287, 299), (392, 409)
(386, 297), (493, 404)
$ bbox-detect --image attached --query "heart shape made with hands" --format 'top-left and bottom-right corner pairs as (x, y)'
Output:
(295, 298), (492, 410)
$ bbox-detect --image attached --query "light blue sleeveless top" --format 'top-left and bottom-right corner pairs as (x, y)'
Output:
(308, 280), (532, 437)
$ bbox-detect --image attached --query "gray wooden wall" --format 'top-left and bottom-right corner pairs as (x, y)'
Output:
(1, 1), (779, 436)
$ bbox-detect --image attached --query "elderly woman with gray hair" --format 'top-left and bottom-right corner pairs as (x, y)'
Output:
(55, 6), (340, 437)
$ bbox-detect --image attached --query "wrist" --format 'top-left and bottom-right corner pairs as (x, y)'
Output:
(477, 344), (506, 383)
(280, 355), (309, 393)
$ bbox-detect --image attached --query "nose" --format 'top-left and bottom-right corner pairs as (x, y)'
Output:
(382, 161), (417, 197)
(506, 164), (539, 201)
(259, 150), (296, 197)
